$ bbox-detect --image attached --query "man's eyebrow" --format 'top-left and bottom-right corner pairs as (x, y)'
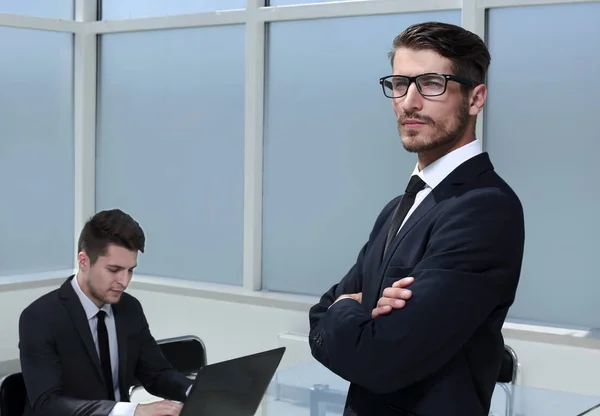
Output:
(106, 264), (137, 270)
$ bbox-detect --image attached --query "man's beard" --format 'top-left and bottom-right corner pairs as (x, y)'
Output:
(88, 280), (120, 305)
(398, 98), (470, 153)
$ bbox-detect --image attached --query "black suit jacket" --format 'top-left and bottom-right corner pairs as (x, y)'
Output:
(19, 276), (193, 416)
(309, 153), (525, 416)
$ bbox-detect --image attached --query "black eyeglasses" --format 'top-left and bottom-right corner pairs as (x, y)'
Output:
(379, 73), (477, 98)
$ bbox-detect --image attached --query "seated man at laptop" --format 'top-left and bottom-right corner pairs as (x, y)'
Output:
(19, 209), (192, 416)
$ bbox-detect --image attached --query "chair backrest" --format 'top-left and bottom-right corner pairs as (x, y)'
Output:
(497, 344), (518, 384)
(158, 335), (207, 376)
(0, 372), (26, 416)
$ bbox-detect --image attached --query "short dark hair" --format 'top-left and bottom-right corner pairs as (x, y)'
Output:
(389, 21), (491, 86)
(78, 209), (145, 264)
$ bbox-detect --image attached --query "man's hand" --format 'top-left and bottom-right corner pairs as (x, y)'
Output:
(134, 400), (183, 416)
(371, 277), (414, 318)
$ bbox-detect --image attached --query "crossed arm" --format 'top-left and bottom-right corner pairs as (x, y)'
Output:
(309, 190), (524, 394)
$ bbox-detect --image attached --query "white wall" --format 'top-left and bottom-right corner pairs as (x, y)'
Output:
(0, 281), (63, 361)
(2, 279), (600, 402)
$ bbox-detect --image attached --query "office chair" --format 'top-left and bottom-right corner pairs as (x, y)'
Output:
(0, 372), (26, 416)
(496, 344), (518, 416)
(497, 344), (518, 384)
(129, 335), (207, 397)
(157, 335), (207, 376)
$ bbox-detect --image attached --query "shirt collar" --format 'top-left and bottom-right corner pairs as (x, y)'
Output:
(71, 275), (112, 321)
(411, 140), (483, 189)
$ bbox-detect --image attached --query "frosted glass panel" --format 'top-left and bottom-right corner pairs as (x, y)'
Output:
(486, 3), (600, 328)
(269, 0), (355, 5)
(0, 0), (73, 19)
(96, 26), (245, 285)
(0, 28), (74, 276)
(263, 11), (461, 295)
(101, 0), (245, 19)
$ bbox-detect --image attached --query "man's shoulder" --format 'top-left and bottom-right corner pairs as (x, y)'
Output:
(473, 169), (523, 211)
(26, 286), (61, 310)
(20, 286), (62, 323)
(437, 169), (525, 238)
(454, 152), (522, 207)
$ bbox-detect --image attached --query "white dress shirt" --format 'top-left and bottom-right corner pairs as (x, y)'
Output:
(397, 139), (483, 232)
(71, 277), (138, 416)
(332, 139), (483, 307)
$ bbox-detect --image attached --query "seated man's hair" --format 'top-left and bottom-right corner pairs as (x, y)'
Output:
(78, 209), (145, 264)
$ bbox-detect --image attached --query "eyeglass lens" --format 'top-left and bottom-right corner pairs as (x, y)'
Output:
(384, 74), (446, 98)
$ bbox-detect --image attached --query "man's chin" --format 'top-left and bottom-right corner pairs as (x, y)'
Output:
(401, 135), (436, 153)
(104, 292), (123, 304)
(400, 132), (458, 154)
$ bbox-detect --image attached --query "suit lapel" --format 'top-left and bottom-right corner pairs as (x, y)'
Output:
(376, 193), (438, 297)
(383, 192), (437, 267)
(112, 303), (129, 400)
(59, 277), (104, 382)
(376, 153), (495, 294)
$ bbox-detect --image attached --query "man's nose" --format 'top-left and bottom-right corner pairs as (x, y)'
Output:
(115, 271), (129, 286)
(401, 83), (423, 113)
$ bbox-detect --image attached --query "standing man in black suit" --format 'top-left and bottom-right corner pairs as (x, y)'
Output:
(19, 209), (193, 416)
(309, 22), (525, 416)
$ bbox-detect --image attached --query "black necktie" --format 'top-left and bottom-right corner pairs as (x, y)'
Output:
(96, 310), (115, 400)
(384, 175), (427, 255)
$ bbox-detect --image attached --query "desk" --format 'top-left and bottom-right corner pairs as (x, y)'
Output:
(263, 362), (600, 416)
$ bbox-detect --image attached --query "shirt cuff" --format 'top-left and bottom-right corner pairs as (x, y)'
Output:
(109, 402), (138, 416)
(328, 296), (355, 309)
(186, 385), (192, 396)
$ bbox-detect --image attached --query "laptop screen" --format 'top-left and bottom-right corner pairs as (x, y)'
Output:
(181, 347), (285, 416)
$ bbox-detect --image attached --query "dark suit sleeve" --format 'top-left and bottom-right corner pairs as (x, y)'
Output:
(311, 189), (525, 394)
(133, 300), (193, 402)
(19, 307), (116, 416)
(308, 197), (399, 359)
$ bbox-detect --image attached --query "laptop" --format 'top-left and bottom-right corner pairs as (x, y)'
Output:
(180, 346), (286, 416)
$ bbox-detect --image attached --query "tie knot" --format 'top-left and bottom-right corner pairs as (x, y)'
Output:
(405, 175), (426, 194)
(96, 310), (107, 321)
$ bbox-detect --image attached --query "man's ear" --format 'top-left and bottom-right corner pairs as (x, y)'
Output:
(77, 251), (89, 271)
(469, 84), (487, 116)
